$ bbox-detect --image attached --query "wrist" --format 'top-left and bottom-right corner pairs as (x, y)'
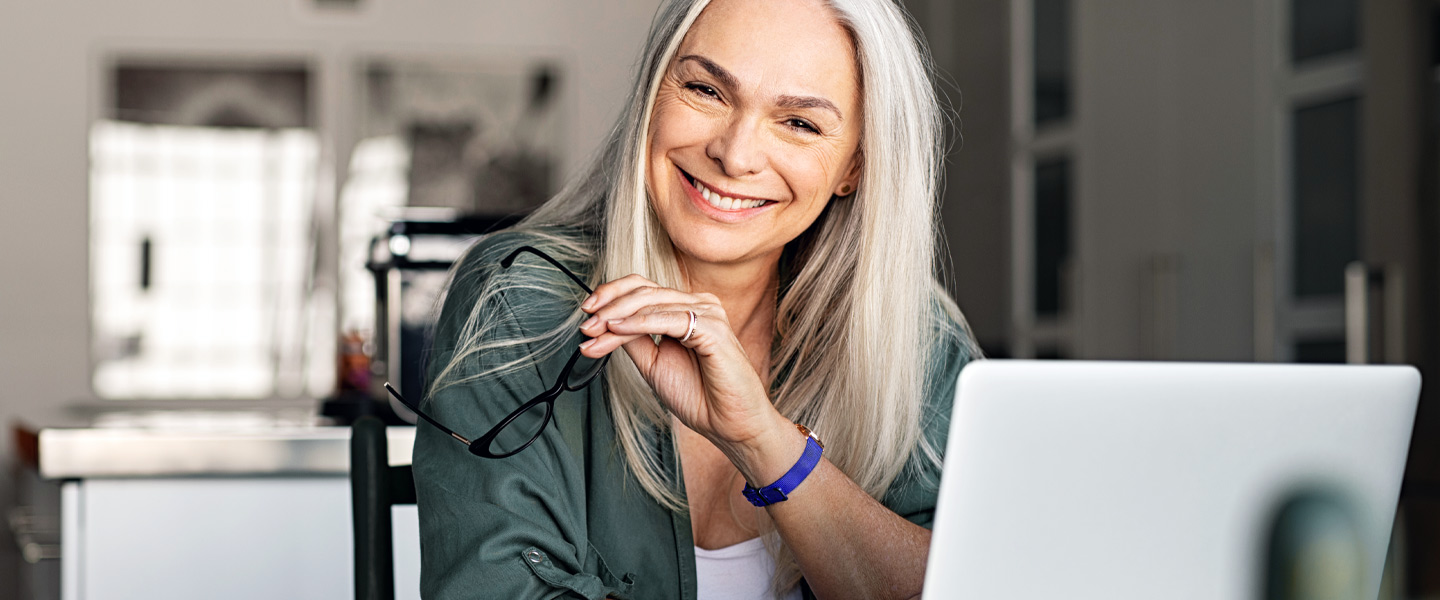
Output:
(724, 412), (810, 488)
(739, 421), (824, 507)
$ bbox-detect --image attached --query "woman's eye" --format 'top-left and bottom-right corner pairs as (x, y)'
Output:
(786, 118), (820, 134)
(685, 83), (720, 99)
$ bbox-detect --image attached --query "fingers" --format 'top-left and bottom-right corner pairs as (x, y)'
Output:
(580, 274), (658, 313)
(578, 331), (651, 359)
(580, 284), (722, 337)
(576, 275), (731, 362)
(608, 310), (703, 344)
(578, 305), (697, 358)
(578, 309), (710, 358)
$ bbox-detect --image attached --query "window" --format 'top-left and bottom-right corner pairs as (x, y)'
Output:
(1268, 0), (1364, 363)
(1033, 158), (1072, 318)
(1291, 96), (1360, 299)
(89, 55), (565, 401)
(1033, 0), (1072, 127)
(1290, 0), (1359, 64)
(1012, 0), (1076, 358)
(89, 62), (329, 399)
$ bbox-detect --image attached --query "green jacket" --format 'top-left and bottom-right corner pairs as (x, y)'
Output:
(413, 230), (974, 599)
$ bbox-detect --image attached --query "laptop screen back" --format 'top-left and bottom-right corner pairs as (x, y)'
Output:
(922, 360), (1419, 599)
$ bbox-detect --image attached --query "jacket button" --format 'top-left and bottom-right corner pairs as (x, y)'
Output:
(526, 549), (545, 564)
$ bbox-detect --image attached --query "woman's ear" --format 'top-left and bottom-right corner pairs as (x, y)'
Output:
(835, 151), (863, 197)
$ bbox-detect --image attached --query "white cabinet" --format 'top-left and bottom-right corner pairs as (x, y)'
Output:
(61, 477), (420, 600)
(41, 424), (421, 600)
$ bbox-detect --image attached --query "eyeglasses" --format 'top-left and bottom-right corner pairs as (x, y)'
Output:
(385, 245), (609, 459)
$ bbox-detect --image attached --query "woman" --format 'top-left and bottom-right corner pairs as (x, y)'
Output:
(412, 0), (980, 598)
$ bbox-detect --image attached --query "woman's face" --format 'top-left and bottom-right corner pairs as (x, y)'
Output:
(646, 0), (862, 269)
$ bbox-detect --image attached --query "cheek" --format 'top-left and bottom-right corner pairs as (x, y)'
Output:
(785, 148), (848, 199)
(649, 101), (711, 161)
(645, 108), (681, 196)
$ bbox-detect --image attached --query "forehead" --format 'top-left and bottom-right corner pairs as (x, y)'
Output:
(677, 0), (859, 104)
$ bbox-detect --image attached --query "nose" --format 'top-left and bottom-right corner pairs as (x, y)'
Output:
(705, 116), (766, 178)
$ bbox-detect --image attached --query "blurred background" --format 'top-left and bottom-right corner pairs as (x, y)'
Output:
(0, 0), (1435, 598)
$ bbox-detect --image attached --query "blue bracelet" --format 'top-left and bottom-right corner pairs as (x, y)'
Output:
(741, 425), (824, 507)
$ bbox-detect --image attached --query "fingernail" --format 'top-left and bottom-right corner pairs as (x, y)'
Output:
(607, 318), (625, 325)
(581, 296), (596, 311)
(581, 316), (598, 329)
(579, 338), (596, 349)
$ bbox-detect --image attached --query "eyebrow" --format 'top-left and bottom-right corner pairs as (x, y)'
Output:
(676, 54), (844, 122)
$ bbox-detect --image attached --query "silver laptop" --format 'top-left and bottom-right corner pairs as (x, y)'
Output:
(922, 360), (1419, 599)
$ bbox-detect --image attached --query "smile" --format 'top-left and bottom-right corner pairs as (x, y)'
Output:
(680, 170), (774, 212)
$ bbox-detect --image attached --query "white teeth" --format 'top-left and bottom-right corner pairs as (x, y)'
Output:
(694, 179), (765, 211)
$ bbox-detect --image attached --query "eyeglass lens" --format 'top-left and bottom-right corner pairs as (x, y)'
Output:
(487, 399), (553, 456)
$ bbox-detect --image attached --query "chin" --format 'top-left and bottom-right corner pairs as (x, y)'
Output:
(667, 226), (767, 266)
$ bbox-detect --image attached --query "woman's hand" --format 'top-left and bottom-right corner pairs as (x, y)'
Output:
(576, 274), (779, 449)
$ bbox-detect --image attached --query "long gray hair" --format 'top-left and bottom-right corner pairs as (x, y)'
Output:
(430, 0), (978, 593)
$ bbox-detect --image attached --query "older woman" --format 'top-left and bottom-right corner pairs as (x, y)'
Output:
(411, 0), (979, 598)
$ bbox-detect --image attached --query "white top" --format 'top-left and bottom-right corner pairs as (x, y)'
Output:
(694, 537), (803, 600)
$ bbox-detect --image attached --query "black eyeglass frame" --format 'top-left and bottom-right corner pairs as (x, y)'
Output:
(385, 245), (609, 459)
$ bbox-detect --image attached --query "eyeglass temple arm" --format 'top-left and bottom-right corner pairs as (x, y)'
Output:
(384, 382), (472, 446)
(500, 246), (595, 294)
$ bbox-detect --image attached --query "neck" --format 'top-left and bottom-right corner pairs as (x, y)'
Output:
(676, 249), (781, 342)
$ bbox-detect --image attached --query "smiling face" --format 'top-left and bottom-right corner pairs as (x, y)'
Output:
(646, 0), (862, 270)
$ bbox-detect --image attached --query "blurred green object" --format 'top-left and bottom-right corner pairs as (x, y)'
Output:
(1266, 489), (1366, 600)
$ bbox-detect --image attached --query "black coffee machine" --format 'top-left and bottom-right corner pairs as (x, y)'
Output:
(322, 214), (519, 425)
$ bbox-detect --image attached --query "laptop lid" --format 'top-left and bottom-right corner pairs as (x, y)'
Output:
(922, 360), (1419, 599)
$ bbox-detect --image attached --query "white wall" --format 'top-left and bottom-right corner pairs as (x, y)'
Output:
(0, 1), (662, 595)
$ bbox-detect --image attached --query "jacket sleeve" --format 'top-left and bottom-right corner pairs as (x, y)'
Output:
(412, 237), (635, 600)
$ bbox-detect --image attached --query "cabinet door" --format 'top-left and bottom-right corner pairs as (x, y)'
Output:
(68, 478), (341, 600)
(62, 478), (421, 600)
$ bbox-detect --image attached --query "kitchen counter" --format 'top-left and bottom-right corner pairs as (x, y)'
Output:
(28, 409), (422, 600)
(37, 410), (414, 478)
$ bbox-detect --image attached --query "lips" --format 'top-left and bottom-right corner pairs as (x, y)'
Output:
(679, 169), (774, 213)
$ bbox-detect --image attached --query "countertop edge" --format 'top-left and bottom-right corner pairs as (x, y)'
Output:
(38, 426), (417, 479)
